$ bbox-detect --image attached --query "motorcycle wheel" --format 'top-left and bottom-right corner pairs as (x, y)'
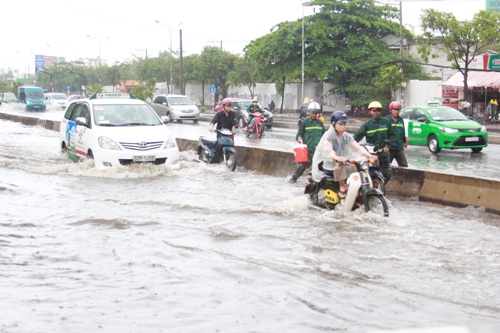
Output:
(371, 177), (386, 194)
(365, 194), (389, 217)
(225, 151), (237, 171)
(257, 124), (264, 138)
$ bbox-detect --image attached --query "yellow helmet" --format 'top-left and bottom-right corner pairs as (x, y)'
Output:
(368, 101), (382, 110)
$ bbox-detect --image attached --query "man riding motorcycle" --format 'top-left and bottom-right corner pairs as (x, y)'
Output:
(245, 97), (263, 131)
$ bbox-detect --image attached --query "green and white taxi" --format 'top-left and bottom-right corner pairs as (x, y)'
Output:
(400, 105), (488, 154)
(59, 92), (180, 169)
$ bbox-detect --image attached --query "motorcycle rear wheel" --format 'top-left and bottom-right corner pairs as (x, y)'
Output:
(225, 151), (237, 171)
(365, 194), (389, 217)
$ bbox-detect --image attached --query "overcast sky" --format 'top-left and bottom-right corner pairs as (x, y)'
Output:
(0, 0), (484, 75)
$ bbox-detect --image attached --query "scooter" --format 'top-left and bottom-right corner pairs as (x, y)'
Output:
(197, 128), (237, 171)
(245, 111), (265, 138)
(359, 142), (390, 194)
(304, 158), (389, 217)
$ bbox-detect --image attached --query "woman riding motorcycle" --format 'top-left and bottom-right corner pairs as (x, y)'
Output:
(311, 111), (377, 197)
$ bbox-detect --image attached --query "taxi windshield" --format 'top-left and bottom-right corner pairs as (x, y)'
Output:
(93, 104), (163, 126)
(427, 107), (468, 121)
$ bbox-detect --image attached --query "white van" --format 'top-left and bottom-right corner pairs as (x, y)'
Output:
(45, 92), (69, 110)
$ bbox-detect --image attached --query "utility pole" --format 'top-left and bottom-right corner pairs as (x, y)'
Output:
(180, 29), (184, 95)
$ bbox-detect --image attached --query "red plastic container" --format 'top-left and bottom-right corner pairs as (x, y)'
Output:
(293, 144), (308, 163)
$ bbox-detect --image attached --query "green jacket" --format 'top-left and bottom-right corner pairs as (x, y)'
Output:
(296, 117), (325, 153)
(385, 115), (406, 151)
(353, 117), (394, 157)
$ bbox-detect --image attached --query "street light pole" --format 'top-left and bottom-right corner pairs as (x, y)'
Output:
(86, 35), (111, 66)
(155, 20), (183, 93)
(301, 0), (305, 106)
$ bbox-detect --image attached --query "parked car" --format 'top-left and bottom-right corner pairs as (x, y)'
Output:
(45, 92), (69, 110)
(59, 92), (180, 170)
(400, 105), (488, 154)
(1, 92), (17, 103)
(214, 98), (274, 129)
(150, 94), (200, 123)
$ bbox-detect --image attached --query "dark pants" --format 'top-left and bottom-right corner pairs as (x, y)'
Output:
(389, 149), (408, 167)
(379, 154), (392, 183)
(291, 151), (314, 180)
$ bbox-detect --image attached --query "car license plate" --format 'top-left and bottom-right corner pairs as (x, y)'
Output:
(133, 155), (155, 162)
(465, 137), (479, 142)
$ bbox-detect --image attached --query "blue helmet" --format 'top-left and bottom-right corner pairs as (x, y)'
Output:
(331, 111), (348, 124)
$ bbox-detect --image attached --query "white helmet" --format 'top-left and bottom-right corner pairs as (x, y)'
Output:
(308, 101), (321, 112)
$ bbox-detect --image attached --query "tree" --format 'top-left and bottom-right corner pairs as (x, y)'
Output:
(228, 57), (259, 97)
(418, 9), (500, 100)
(132, 78), (157, 101)
(195, 46), (238, 105)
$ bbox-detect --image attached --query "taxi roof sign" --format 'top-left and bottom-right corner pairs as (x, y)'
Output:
(89, 92), (135, 99)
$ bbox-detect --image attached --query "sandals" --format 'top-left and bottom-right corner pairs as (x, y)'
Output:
(338, 189), (347, 199)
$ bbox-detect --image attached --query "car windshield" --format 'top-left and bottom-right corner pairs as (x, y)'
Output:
(26, 91), (44, 99)
(168, 96), (194, 105)
(240, 100), (265, 109)
(52, 94), (68, 100)
(427, 107), (469, 121)
(93, 104), (163, 126)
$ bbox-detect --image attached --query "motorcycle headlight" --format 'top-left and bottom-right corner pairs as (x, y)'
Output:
(98, 136), (121, 150)
(164, 135), (178, 149)
(359, 160), (369, 171)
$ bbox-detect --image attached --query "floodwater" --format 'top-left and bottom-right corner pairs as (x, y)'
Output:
(0, 118), (499, 332)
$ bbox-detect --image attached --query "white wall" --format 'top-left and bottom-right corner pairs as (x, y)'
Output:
(404, 80), (443, 107)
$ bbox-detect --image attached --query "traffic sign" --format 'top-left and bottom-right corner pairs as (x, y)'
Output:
(210, 87), (217, 93)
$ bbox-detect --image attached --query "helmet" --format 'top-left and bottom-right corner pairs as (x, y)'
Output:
(389, 101), (402, 110)
(308, 101), (321, 112)
(221, 98), (233, 106)
(331, 111), (349, 124)
(252, 97), (258, 102)
(368, 101), (382, 110)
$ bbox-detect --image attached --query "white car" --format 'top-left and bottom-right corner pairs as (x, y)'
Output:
(45, 92), (69, 110)
(59, 92), (180, 170)
(150, 94), (200, 123)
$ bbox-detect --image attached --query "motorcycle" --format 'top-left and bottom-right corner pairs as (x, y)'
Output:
(245, 111), (265, 138)
(304, 158), (389, 217)
(197, 128), (237, 171)
(359, 142), (390, 194)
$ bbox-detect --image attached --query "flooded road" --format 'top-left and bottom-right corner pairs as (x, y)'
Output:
(0, 119), (499, 332)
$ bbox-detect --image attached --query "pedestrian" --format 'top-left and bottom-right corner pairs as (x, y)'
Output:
(289, 101), (325, 183)
(385, 101), (408, 167)
(353, 101), (394, 183)
(311, 111), (377, 198)
(268, 100), (275, 112)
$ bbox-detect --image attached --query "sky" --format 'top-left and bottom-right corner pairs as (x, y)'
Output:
(0, 0), (485, 76)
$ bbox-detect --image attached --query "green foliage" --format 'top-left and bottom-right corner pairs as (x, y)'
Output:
(131, 78), (157, 101)
(87, 84), (104, 96)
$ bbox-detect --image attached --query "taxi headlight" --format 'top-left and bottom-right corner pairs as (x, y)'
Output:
(481, 126), (487, 132)
(98, 136), (121, 150)
(359, 160), (369, 171)
(440, 127), (458, 134)
(164, 135), (178, 149)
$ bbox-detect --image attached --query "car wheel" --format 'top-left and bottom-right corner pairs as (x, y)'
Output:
(193, 119), (198, 124)
(427, 134), (441, 154)
(471, 148), (483, 153)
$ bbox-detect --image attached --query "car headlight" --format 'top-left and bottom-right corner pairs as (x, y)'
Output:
(440, 127), (458, 134)
(164, 135), (178, 149)
(98, 136), (121, 150)
(481, 126), (487, 132)
(26, 100), (32, 105)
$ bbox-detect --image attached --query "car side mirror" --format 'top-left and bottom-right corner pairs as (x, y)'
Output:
(417, 116), (428, 123)
(162, 102), (167, 106)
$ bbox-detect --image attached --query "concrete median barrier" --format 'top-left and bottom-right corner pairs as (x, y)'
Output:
(3, 111), (500, 214)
